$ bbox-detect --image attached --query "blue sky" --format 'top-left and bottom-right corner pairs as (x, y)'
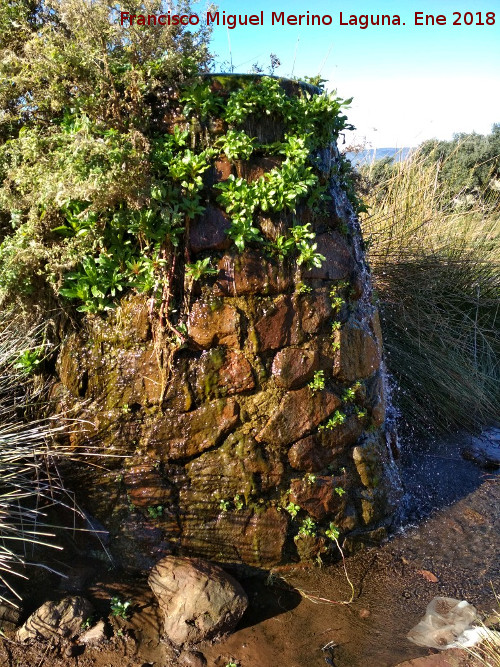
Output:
(205, 0), (500, 147)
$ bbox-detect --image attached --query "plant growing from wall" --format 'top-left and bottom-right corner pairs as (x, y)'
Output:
(0, 11), (354, 343)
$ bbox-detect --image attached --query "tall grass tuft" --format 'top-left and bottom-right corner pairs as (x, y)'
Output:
(0, 313), (87, 606)
(360, 149), (499, 434)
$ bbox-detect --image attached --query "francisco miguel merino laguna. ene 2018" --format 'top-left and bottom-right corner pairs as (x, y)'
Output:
(119, 10), (405, 29)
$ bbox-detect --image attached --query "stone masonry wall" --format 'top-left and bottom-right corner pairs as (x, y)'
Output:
(54, 78), (402, 571)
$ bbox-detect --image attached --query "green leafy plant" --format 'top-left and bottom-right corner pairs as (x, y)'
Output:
(319, 410), (346, 431)
(81, 618), (92, 631)
(233, 495), (244, 511)
(324, 522), (355, 604)
(342, 382), (361, 403)
(219, 499), (230, 512)
(330, 296), (345, 312)
(59, 254), (129, 313)
(285, 502), (300, 518)
(268, 234), (295, 259)
(334, 487), (346, 497)
(220, 130), (255, 161)
(325, 523), (340, 540)
(297, 516), (317, 537)
(295, 281), (312, 294)
(185, 258), (218, 282)
(355, 406), (367, 420)
(14, 347), (45, 375)
(304, 473), (317, 485)
(308, 370), (325, 394)
(110, 596), (132, 620)
(147, 506), (164, 519)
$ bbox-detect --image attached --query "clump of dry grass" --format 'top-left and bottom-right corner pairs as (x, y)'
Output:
(360, 149), (499, 433)
(0, 313), (87, 606)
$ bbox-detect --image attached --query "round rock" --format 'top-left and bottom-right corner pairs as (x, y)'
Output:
(148, 556), (248, 647)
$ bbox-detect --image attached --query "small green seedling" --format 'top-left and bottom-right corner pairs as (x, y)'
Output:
(185, 257), (217, 281)
(334, 486), (346, 497)
(325, 523), (340, 541)
(233, 495), (244, 511)
(355, 406), (367, 420)
(308, 370), (325, 394)
(219, 499), (230, 512)
(81, 616), (94, 631)
(342, 381), (362, 402)
(318, 410), (346, 431)
(285, 502), (300, 518)
(14, 347), (44, 375)
(110, 596), (132, 620)
(297, 516), (317, 537)
(296, 281), (312, 294)
(147, 505), (164, 519)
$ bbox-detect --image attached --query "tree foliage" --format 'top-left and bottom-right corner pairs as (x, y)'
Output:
(0, 0), (212, 305)
(419, 125), (500, 200)
(360, 126), (500, 208)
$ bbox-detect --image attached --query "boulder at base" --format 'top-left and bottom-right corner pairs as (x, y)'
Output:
(148, 556), (248, 646)
(16, 596), (94, 642)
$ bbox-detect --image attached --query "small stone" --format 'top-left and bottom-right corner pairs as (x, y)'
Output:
(366, 372), (386, 428)
(147, 398), (240, 461)
(64, 643), (80, 657)
(302, 232), (354, 281)
(254, 296), (296, 351)
(352, 436), (386, 488)
(218, 350), (255, 395)
(217, 249), (292, 296)
(462, 433), (500, 469)
(288, 435), (336, 472)
(204, 157), (233, 186)
(0, 602), (21, 626)
(188, 301), (240, 349)
(294, 534), (327, 562)
(148, 556), (248, 646)
(191, 348), (255, 401)
(179, 506), (288, 567)
(189, 206), (231, 253)
(235, 155), (284, 182)
(179, 650), (207, 667)
(299, 291), (332, 335)
(185, 432), (283, 503)
(124, 464), (174, 509)
(319, 415), (364, 450)
(359, 608), (371, 619)
(332, 319), (381, 382)
(256, 387), (341, 447)
(16, 596), (94, 642)
(290, 476), (345, 520)
(271, 347), (319, 389)
(79, 620), (107, 645)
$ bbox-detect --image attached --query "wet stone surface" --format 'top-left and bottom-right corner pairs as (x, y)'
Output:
(51, 95), (401, 571)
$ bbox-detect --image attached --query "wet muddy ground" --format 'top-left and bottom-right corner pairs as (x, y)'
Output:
(1, 430), (498, 667)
